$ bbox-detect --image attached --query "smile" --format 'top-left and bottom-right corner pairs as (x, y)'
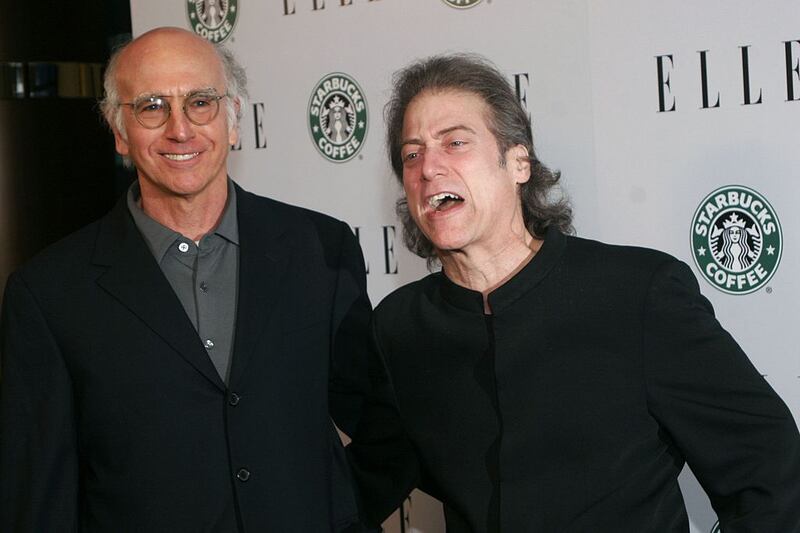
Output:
(428, 192), (464, 211)
(163, 152), (200, 161)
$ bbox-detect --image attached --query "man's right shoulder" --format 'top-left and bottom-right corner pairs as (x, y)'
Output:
(374, 273), (439, 319)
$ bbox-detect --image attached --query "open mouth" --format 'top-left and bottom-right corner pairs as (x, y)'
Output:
(163, 152), (199, 161)
(428, 192), (464, 212)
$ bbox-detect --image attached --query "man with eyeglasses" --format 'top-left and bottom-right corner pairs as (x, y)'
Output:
(0, 27), (373, 532)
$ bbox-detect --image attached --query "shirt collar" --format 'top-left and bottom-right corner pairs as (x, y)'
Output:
(438, 225), (567, 314)
(126, 178), (240, 263)
(212, 180), (239, 246)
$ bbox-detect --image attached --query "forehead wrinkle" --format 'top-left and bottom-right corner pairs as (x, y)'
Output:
(115, 37), (226, 101)
(132, 86), (219, 100)
(401, 138), (423, 147)
(436, 124), (477, 139)
(402, 125), (478, 147)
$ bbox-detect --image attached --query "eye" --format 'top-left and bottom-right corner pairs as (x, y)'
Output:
(449, 140), (466, 148)
(402, 154), (421, 166)
(188, 95), (214, 108)
(136, 98), (165, 114)
(402, 150), (420, 164)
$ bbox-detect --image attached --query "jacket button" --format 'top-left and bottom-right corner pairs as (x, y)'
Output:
(236, 468), (250, 482)
(229, 392), (240, 406)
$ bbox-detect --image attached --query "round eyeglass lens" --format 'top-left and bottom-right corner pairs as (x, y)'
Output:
(185, 94), (220, 125)
(135, 97), (169, 128)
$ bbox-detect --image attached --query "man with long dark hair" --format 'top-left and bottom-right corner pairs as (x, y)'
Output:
(349, 54), (800, 532)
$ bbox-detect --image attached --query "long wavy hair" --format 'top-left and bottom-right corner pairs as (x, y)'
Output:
(385, 54), (573, 264)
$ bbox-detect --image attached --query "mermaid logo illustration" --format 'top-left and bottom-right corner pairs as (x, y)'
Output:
(442, 0), (483, 8)
(321, 96), (355, 145)
(709, 213), (760, 272)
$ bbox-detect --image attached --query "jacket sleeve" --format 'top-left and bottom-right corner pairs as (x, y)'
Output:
(326, 221), (418, 526)
(1, 272), (79, 532)
(345, 315), (420, 527)
(328, 221), (373, 437)
(642, 259), (800, 532)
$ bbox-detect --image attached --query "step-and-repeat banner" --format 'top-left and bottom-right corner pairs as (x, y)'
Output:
(130, 1), (798, 531)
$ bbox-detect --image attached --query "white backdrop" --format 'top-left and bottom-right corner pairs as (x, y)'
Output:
(130, 2), (799, 531)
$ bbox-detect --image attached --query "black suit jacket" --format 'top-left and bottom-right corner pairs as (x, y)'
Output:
(349, 227), (800, 532)
(0, 185), (372, 532)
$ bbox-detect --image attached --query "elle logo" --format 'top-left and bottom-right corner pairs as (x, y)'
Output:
(283, 0), (380, 15)
(656, 40), (800, 112)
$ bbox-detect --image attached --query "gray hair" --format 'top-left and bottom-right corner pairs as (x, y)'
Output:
(385, 54), (573, 264)
(100, 37), (248, 139)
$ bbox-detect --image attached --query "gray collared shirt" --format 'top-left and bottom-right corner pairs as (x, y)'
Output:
(127, 180), (239, 383)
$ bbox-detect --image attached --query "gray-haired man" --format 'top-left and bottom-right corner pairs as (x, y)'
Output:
(1, 27), (372, 532)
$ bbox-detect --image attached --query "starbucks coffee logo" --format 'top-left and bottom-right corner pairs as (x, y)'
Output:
(187, 0), (238, 43)
(691, 185), (782, 294)
(308, 73), (368, 163)
(442, 0), (483, 8)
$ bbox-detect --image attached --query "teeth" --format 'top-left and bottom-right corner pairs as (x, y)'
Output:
(164, 152), (199, 161)
(428, 192), (463, 209)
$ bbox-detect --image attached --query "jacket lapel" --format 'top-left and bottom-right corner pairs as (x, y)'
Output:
(228, 187), (290, 386)
(92, 200), (226, 390)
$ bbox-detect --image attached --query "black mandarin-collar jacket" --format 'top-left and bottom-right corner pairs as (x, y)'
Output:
(350, 227), (800, 532)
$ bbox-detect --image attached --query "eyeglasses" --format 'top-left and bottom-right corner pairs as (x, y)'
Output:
(118, 90), (229, 129)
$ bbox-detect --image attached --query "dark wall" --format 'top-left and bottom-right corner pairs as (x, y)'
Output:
(0, 1), (131, 62)
(0, 1), (133, 300)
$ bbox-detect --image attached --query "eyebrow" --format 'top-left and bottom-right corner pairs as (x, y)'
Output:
(401, 124), (477, 147)
(132, 87), (218, 101)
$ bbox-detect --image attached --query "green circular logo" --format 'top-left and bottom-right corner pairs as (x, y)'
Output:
(308, 72), (368, 163)
(187, 0), (238, 44)
(691, 185), (782, 295)
(442, 0), (483, 8)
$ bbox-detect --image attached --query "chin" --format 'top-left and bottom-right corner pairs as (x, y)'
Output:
(167, 173), (219, 193)
(428, 237), (467, 254)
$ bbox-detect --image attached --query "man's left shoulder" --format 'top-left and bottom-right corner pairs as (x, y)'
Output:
(235, 186), (356, 264)
(567, 234), (679, 267)
(564, 234), (691, 285)
(238, 187), (349, 235)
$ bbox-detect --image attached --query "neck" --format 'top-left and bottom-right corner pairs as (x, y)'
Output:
(138, 179), (228, 241)
(439, 229), (542, 314)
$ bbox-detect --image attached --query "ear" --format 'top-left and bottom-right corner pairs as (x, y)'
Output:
(228, 123), (239, 147)
(509, 144), (531, 184)
(112, 127), (130, 157)
(228, 98), (241, 146)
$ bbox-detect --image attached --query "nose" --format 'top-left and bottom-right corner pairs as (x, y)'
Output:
(420, 147), (445, 182)
(163, 105), (195, 143)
